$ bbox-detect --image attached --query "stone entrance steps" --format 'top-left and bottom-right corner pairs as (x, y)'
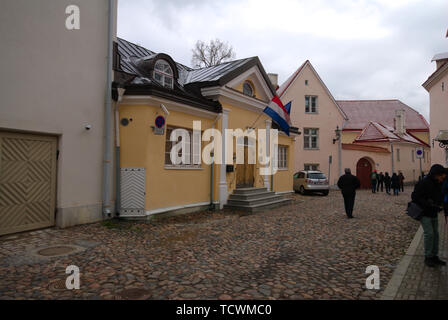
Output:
(224, 187), (291, 212)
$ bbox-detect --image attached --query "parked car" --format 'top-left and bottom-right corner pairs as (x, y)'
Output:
(293, 170), (329, 196)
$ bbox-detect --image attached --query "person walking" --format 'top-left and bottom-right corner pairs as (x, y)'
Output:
(391, 173), (400, 196)
(370, 170), (378, 193)
(384, 172), (391, 195)
(377, 172), (384, 192)
(398, 172), (405, 192)
(337, 168), (361, 219)
(443, 173), (448, 225)
(411, 164), (447, 267)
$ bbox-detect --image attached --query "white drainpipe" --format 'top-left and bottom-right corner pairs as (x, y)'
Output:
(102, 0), (114, 217)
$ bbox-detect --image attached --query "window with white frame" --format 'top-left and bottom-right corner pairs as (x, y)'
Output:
(304, 164), (319, 171)
(276, 145), (288, 169)
(165, 126), (201, 168)
(243, 81), (254, 97)
(305, 96), (317, 113)
(154, 59), (174, 89)
(304, 128), (319, 149)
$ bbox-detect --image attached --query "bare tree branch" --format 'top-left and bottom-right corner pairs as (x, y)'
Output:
(191, 39), (236, 68)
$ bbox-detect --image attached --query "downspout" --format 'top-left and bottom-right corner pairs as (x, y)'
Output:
(115, 88), (126, 216)
(102, 0), (114, 217)
(210, 113), (222, 210)
(391, 142), (395, 174)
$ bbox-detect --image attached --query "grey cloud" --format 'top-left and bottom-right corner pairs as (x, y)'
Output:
(118, 0), (448, 120)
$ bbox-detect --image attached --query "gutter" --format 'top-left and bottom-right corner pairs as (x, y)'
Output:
(102, 0), (114, 218)
(114, 87), (126, 216)
(210, 113), (222, 209)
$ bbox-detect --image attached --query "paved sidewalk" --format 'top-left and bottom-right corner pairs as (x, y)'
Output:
(382, 213), (448, 300)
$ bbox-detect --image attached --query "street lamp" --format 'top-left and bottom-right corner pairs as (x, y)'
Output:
(434, 130), (448, 151)
(333, 126), (341, 144)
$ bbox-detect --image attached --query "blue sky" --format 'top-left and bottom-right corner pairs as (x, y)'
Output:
(118, 0), (448, 120)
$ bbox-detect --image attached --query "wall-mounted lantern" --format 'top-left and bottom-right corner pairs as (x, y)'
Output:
(333, 126), (341, 144)
(434, 130), (448, 150)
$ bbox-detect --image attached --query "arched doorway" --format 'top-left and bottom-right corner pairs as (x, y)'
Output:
(356, 158), (373, 189)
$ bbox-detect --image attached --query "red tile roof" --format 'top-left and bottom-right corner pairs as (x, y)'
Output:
(354, 122), (427, 146)
(337, 100), (429, 131)
(342, 143), (390, 154)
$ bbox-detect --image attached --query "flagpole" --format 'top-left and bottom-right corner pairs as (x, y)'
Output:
(249, 111), (264, 129)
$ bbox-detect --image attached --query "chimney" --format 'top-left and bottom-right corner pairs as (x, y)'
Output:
(432, 53), (448, 70)
(268, 73), (278, 89)
(394, 109), (406, 136)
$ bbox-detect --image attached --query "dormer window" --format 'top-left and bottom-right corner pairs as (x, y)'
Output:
(243, 81), (254, 97)
(154, 59), (173, 89)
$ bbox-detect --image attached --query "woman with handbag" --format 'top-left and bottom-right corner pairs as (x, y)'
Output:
(411, 164), (447, 267)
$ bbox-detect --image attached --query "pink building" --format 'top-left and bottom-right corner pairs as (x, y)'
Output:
(277, 61), (347, 185)
(279, 62), (431, 188)
(337, 100), (431, 188)
(423, 48), (448, 167)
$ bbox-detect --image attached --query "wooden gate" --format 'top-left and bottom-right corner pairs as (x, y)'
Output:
(356, 157), (372, 189)
(0, 132), (57, 235)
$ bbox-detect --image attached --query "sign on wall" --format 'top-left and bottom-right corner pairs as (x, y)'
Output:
(153, 115), (166, 135)
(416, 147), (424, 159)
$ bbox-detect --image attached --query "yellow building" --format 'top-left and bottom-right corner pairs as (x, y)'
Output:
(112, 38), (298, 217)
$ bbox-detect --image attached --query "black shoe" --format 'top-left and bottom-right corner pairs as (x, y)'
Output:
(432, 257), (447, 266)
(347, 216), (354, 219)
(425, 257), (437, 268)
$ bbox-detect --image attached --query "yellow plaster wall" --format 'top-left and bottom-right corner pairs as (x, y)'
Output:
(221, 101), (295, 193)
(119, 104), (215, 211)
(341, 131), (360, 144)
(410, 132), (430, 145)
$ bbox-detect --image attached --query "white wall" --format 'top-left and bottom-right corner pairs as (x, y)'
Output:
(0, 0), (117, 226)
(429, 71), (448, 167)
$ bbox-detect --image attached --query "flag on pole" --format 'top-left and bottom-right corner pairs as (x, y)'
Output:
(263, 96), (292, 136)
(283, 101), (292, 115)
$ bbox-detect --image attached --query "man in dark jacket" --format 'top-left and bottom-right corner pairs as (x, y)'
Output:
(384, 172), (391, 194)
(337, 168), (361, 219)
(411, 164), (447, 267)
(398, 172), (405, 192)
(443, 173), (448, 225)
(377, 172), (384, 192)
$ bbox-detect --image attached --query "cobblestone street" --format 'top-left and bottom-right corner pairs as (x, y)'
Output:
(0, 188), (420, 300)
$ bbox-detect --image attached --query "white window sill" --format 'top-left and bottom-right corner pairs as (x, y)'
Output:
(277, 168), (289, 171)
(304, 148), (320, 150)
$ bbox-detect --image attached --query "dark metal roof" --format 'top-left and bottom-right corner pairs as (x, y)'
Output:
(117, 38), (193, 84)
(116, 37), (276, 96)
(185, 58), (253, 83)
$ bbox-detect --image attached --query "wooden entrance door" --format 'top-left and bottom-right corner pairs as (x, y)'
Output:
(236, 144), (255, 188)
(356, 158), (372, 189)
(0, 132), (57, 235)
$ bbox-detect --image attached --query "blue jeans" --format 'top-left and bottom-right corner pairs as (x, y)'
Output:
(371, 181), (377, 193)
(421, 216), (439, 258)
(393, 188), (399, 195)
